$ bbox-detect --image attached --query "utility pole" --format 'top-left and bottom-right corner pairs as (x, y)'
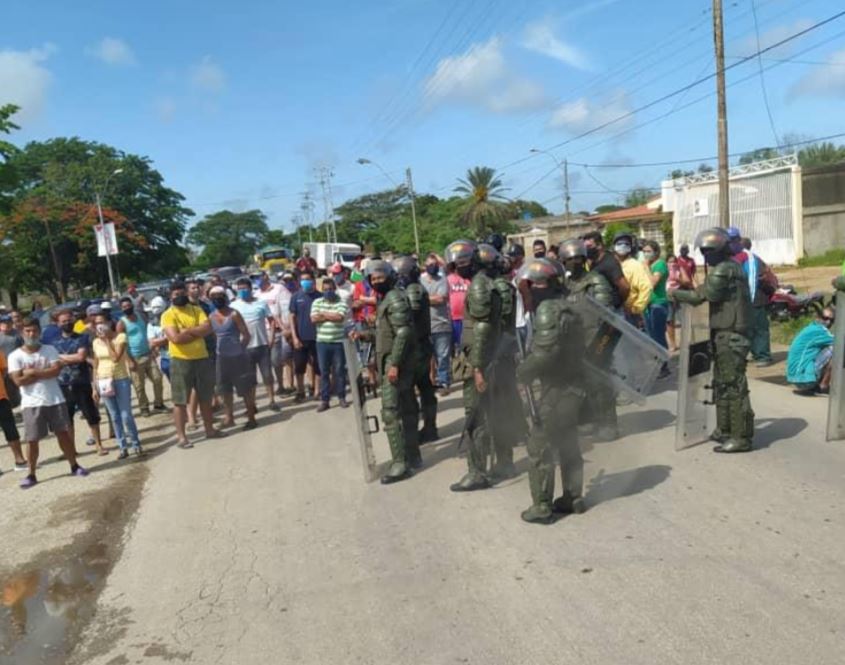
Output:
(563, 158), (571, 222)
(713, 0), (731, 228)
(316, 167), (337, 244)
(95, 191), (117, 296)
(300, 193), (315, 243)
(405, 167), (420, 255)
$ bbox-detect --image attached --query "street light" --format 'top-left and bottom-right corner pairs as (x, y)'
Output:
(530, 148), (570, 220)
(357, 157), (420, 255)
(94, 168), (124, 296)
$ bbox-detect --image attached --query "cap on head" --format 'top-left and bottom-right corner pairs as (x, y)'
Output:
(517, 257), (565, 287)
(558, 238), (587, 261)
(209, 286), (226, 297)
(86, 304), (102, 316)
(281, 271), (295, 280)
(445, 240), (477, 268)
(727, 226), (742, 240)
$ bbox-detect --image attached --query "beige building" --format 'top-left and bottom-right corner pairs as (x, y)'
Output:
(506, 214), (599, 250)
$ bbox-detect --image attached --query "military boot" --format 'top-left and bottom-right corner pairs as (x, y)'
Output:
(521, 503), (554, 524)
(709, 398), (731, 444)
(552, 491), (587, 514)
(449, 472), (489, 492)
(381, 461), (413, 484)
(713, 439), (752, 454)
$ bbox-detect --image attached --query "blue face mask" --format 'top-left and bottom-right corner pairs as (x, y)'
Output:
(301, 279), (314, 292)
(284, 280), (297, 292)
(323, 290), (338, 301)
(238, 288), (251, 300)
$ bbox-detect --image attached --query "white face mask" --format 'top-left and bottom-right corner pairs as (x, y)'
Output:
(96, 323), (110, 336)
(614, 243), (632, 256)
(642, 251), (655, 261)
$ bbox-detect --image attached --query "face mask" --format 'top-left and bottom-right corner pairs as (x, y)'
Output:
(680, 249), (689, 258)
(333, 274), (346, 286)
(614, 243), (631, 257)
(172, 294), (189, 307)
(585, 246), (599, 260)
(60, 322), (74, 333)
(456, 265), (474, 279)
(642, 251), (655, 261)
(565, 260), (585, 278)
(122, 306), (134, 316)
(425, 264), (439, 277)
(323, 290), (338, 301)
(301, 279), (314, 292)
(397, 275), (412, 288)
(372, 281), (391, 295)
(533, 250), (546, 259)
(237, 289), (251, 300)
(284, 280), (297, 292)
(23, 334), (40, 349)
(703, 251), (722, 267)
(211, 296), (227, 308)
(96, 323), (110, 336)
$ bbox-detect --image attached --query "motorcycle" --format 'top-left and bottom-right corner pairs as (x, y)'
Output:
(767, 285), (825, 322)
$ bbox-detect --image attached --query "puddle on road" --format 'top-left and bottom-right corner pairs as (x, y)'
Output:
(0, 465), (148, 665)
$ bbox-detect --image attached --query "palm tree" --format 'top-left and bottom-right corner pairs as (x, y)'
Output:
(454, 166), (508, 237)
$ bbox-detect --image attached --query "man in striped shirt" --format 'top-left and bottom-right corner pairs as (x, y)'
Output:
(310, 277), (350, 412)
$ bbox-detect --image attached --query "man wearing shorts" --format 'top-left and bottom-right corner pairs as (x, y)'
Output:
(160, 282), (222, 448)
(254, 272), (292, 396)
(273, 272), (297, 394)
(0, 349), (26, 473)
(232, 276), (280, 412)
(289, 270), (321, 403)
(8, 317), (89, 489)
(53, 309), (106, 456)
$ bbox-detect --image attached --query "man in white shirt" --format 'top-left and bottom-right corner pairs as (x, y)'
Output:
(329, 263), (354, 328)
(273, 272), (297, 394)
(8, 316), (88, 489)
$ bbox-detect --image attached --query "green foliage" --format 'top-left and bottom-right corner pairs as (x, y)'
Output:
(504, 199), (550, 220)
(1, 136), (192, 298)
(798, 248), (845, 268)
(624, 187), (653, 208)
(595, 204), (624, 214)
(603, 223), (636, 248)
(187, 209), (269, 268)
(798, 142), (845, 168)
(0, 104), (20, 215)
(771, 315), (814, 347)
(454, 166), (509, 237)
(739, 147), (780, 165)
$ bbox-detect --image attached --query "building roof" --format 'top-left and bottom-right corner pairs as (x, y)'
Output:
(513, 214), (591, 229)
(587, 203), (669, 225)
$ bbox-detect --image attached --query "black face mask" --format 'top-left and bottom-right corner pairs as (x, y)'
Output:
(585, 246), (599, 260)
(425, 264), (439, 277)
(703, 251), (723, 267)
(122, 306), (134, 316)
(531, 287), (557, 307)
(60, 322), (74, 334)
(372, 281), (391, 295)
(534, 250), (546, 259)
(172, 294), (189, 307)
(211, 296), (227, 309)
(456, 265), (474, 279)
(565, 260), (585, 278)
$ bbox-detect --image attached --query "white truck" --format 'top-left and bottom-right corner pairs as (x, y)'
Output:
(302, 242), (362, 272)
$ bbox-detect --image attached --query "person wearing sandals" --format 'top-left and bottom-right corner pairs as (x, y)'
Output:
(91, 313), (142, 459)
(208, 287), (258, 431)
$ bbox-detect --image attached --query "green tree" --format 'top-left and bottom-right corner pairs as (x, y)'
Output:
(187, 209), (269, 268)
(595, 204), (624, 214)
(739, 147), (780, 165)
(454, 166), (509, 237)
(0, 104), (20, 215)
(798, 142), (845, 168)
(603, 223), (636, 248)
(624, 187), (654, 208)
(503, 199), (550, 220)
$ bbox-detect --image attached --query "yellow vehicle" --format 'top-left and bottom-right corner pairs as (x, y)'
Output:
(255, 246), (294, 274)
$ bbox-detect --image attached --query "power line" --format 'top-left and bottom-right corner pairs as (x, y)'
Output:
(750, 0), (781, 146)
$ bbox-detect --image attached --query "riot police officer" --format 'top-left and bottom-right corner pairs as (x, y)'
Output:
(516, 258), (586, 523)
(359, 260), (421, 483)
(486, 245), (527, 479)
(393, 255), (438, 443)
(670, 227), (754, 453)
(447, 240), (503, 492)
(559, 238), (618, 441)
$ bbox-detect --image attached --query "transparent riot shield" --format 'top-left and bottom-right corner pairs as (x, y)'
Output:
(344, 338), (379, 482)
(674, 303), (714, 450)
(577, 296), (671, 404)
(826, 294), (845, 441)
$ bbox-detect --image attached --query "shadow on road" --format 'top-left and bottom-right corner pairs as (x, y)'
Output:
(616, 409), (676, 437)
(753, 417), (808, 450)
(584, 464), (672, 508)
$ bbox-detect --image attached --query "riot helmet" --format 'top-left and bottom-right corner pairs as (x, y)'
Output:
(366, 259), (396, 295)
(484, 233), (505, 252)
(517, 257), (565, 309)
(445, 240), (478, 280)
(695, 227), (731, 267)
(392, 255), (420, 287)
(476, 243), (502, 275)
(558, 238), (588, 278)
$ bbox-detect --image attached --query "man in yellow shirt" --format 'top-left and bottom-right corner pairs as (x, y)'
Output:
(160, 282), (222, 447)
(612, 231), (652, 326)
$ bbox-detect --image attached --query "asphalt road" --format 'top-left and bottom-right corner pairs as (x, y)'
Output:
(63, 376), (845, 665)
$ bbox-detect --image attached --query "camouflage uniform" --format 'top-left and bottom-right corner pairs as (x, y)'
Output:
(672, 228), (754, 452)
(516, 258), (586, 524)
(404, 280), (439, 441)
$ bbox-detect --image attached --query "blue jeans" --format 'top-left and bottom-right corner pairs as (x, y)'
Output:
(645, 303), (669, 350)
(749, 306), (773, 362)
(451, 320), (463, 353)
(102, 377), (140, 450)
(316, 342), (347, 402)
(431, 331), (452, 387)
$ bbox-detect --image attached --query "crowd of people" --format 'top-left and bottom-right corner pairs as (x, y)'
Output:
(0, 225), (834, 515)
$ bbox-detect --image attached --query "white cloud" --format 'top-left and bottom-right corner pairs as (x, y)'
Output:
(424, 37), (549, 114)
(190, 55), (226, 94)
(87, 37), (136, 66)
(154, 97), (177, 122)
(790, 48), (845, 98)
(548, 90), (632, 135)
(521, 21), (590, 70)
(0, 44), (55, 122)
(731, 19), (814, 59)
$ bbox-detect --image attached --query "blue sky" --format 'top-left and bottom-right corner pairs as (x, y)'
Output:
(2, 0), (844, 232)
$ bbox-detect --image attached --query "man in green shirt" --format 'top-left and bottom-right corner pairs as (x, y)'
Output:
(310, 277), (350, 412)
(643, 240), (670, 378)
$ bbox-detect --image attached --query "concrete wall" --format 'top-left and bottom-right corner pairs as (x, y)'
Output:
(802, 163), (845, 257)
